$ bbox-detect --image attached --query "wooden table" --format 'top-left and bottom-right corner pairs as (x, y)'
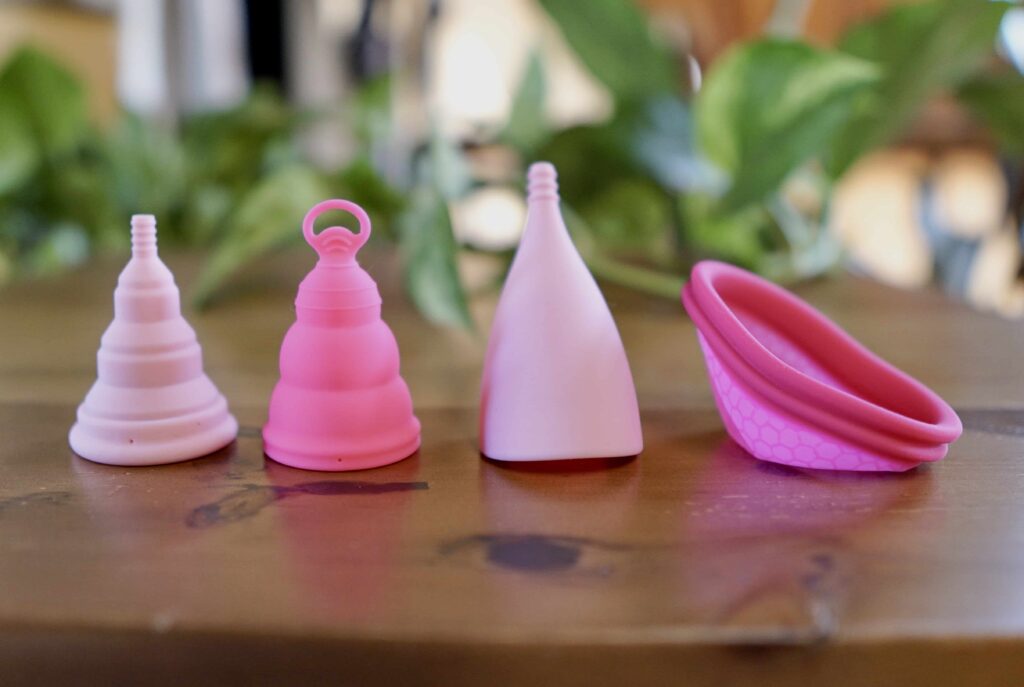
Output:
(2, 250), (1024, 686)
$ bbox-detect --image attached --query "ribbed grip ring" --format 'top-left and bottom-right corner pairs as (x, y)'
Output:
(527, 162), (559, 201)
(131, 214), (158, 257)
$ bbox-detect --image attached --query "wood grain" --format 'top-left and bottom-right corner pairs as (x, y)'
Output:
(1, 251), (1023, 685)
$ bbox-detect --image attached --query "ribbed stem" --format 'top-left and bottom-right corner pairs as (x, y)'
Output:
(131, 214), (158, 258)
(527, 162), (559, 202)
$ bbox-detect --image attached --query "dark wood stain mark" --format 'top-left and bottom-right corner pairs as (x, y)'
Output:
(186, 480), (428, 529)
(810, 552), (835, 572)
(485, 535), (581, 572)
(186, 485), (281, 529)
(0, 491), (72, 515)
(440, 534), (630, 574)
(958, 408), (1024, 437)
(285, 481), (428, 496)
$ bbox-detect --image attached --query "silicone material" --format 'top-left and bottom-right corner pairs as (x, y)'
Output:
(69, 215), (238, 466)
(683, 260), (961, 472)
(479, 162), (643, 461)
(263, 199), (421, 471)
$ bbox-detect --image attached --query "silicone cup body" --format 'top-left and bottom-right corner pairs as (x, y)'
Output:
(479, 162), (643, 461)
(69, 214), (237, 466)
(683, 260), (961, 472)
(263, 199), (420, 472)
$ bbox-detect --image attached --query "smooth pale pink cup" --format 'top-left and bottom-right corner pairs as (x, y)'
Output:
(683, 260), (961, 472)
(263, 199), (421, 471)
(479, 162), (643, 461)
(69, 214), (237, 466)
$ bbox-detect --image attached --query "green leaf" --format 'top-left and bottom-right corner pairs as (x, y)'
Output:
(502, 51), (548, 152)
(42, 153), (120, 250)
(624, 95), (723, 193)
(580, 178), (674, 264)
(0, 98), (38, 194)
(398, 185), (473, 328)
(563, 204), (684, 299)
(0, 245), (11, 287)
(428, 128), (472, 201)
(829, 0), (1007, 176)
(348, 75), (392, 150)
(958, 70), (1024, 154)
(392, 129), (473, 327)
(334, 157), (407, 238)
(679, 193), (769, 268)
(105, 114), (187, 231)
(0, 46), (87, 157)
(537, 0), (675, 100)
(537, 95), (719, 208)
(193, 165), (328, 306)
(762, 193), (841, 280)
(182, 86), (302, 189)
(22, 222), (89, 275)
(180, 184), (234, 245)
(697, 39), (877, 211)
(536, 123), (636, 204)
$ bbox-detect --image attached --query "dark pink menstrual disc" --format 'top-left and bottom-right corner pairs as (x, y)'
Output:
(682, 260), (962, 472)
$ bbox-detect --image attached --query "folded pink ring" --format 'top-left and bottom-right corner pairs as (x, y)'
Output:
(682, 261), (961, 472)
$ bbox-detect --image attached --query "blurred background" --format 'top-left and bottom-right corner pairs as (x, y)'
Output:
(1, 0), (1023, 325)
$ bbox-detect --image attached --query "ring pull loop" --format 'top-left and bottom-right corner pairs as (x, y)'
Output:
(302, 199), (372, 261)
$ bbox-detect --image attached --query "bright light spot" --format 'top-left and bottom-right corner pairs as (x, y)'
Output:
(688, 55), (702, 93)
(933, 149), (1006, 239)
(830, 151), (933, 287)
(999, 7), (1024, 73)
(450, 187), (526, 250)
(427, 0), (612, 136)
(432, 31), (510, 131)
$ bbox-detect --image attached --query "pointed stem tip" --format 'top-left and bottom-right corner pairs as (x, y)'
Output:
(527, 162), (559, 202)
(130, 214), (158, 257)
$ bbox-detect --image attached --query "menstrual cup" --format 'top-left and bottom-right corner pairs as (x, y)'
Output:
(479, 162), (643, 461)
(263, 199), (421, 471)
(69, 215), (238, 466)
(683, 260), (962, 472)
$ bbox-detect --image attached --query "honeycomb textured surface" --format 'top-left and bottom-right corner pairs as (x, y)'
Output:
(698, 332), (917, 472)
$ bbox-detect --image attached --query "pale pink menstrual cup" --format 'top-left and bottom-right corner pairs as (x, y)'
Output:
(263, 199), (421, 471)
(69, 215), (238, 466)
(682, 260), (962, 472)
(479, 162), (643, 461)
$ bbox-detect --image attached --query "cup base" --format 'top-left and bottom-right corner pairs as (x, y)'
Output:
(481, 444), (642, 462)
(69, 413), (238, 467)
(264, 433), (421, 472)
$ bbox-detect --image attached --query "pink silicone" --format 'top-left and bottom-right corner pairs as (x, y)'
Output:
(479, 162), (643, 461)
(69, 215), (238, 466)
(683, 260), (961, 472)
(263, 199), (421, 471)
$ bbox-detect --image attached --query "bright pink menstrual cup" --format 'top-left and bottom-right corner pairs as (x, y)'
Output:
(682, 260), (961, 472)
(263, 199), (421, 471)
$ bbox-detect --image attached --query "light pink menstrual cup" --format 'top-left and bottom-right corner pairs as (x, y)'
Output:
(69, 214), (238, 466)
(263, 199), (421, 471)
(682, 260), (961, 472)
(479, 162), (643, 461)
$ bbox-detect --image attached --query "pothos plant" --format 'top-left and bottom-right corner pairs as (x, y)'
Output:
(0, 0), (1019, 327)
